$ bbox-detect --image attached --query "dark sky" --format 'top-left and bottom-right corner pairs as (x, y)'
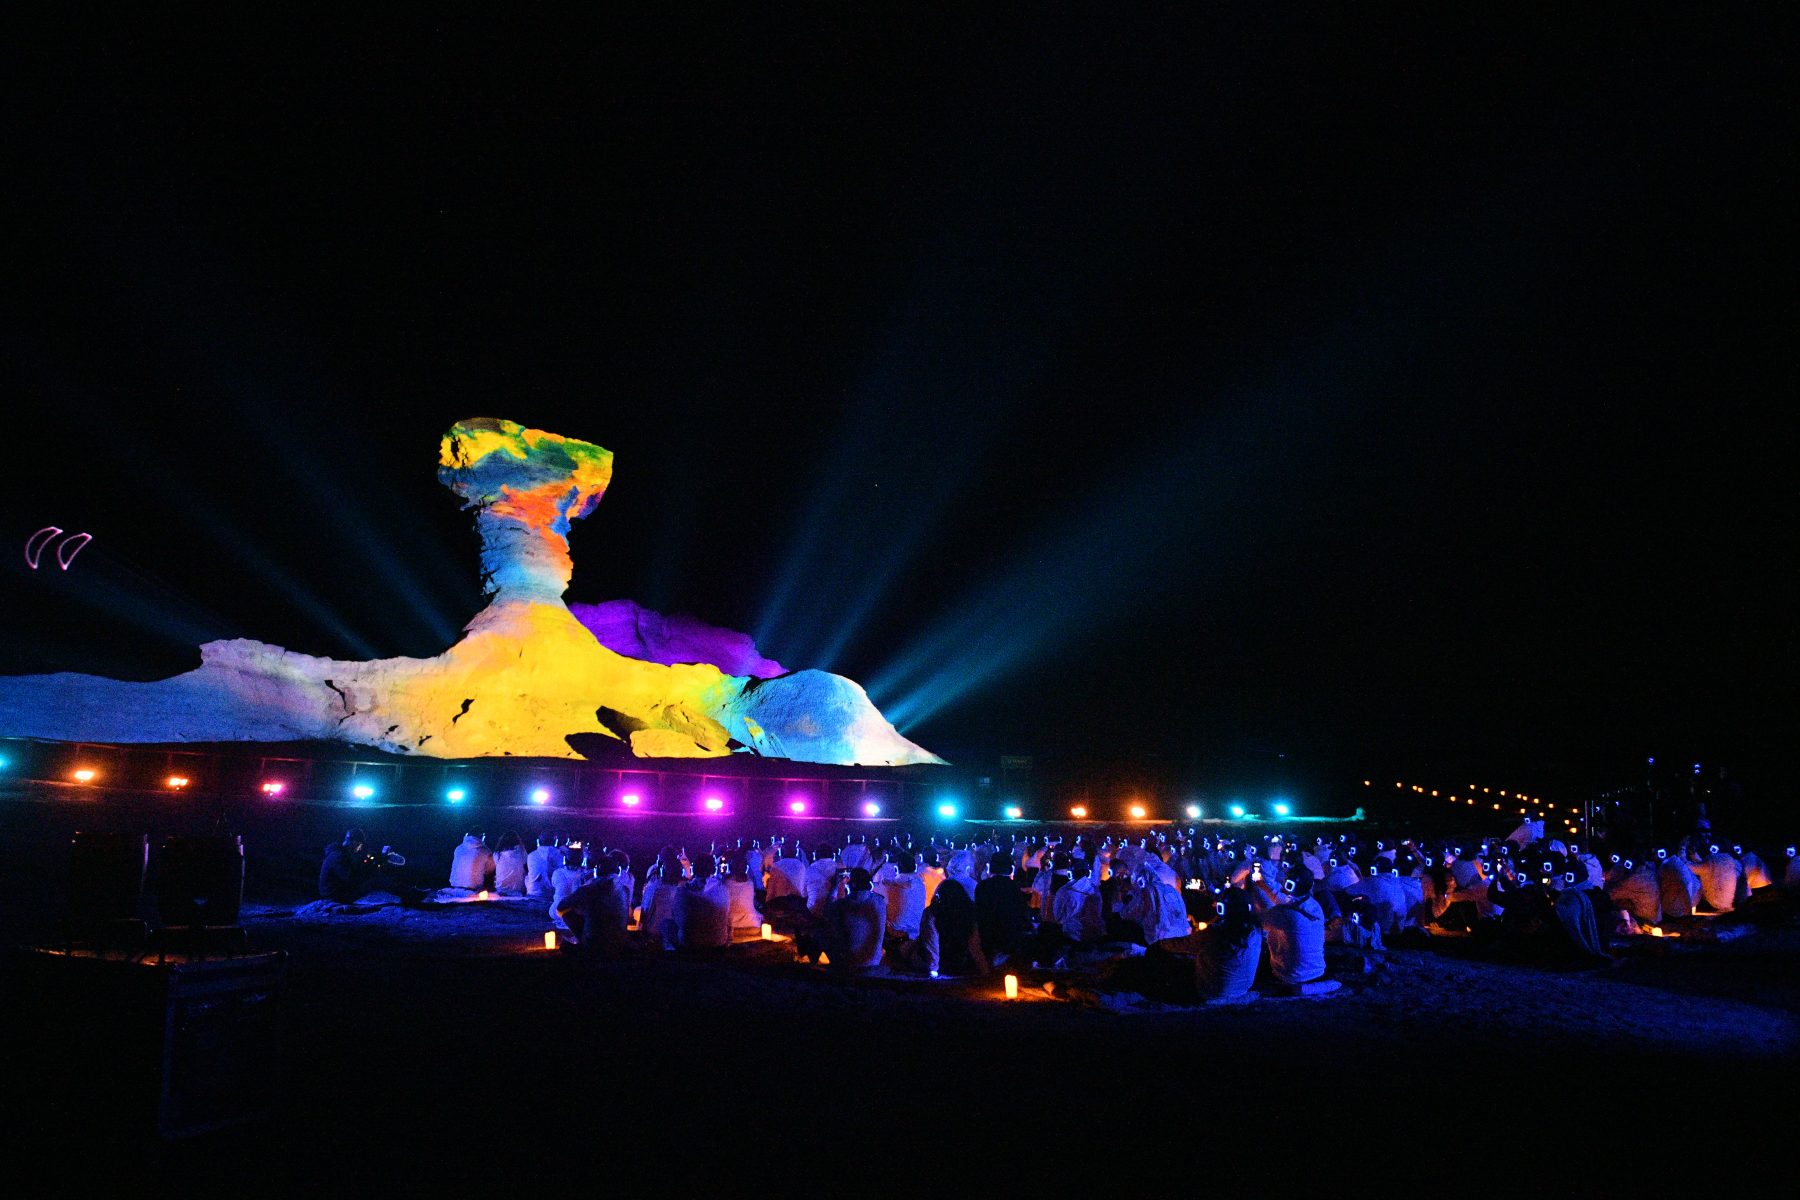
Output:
(2, 10), (1794, 797)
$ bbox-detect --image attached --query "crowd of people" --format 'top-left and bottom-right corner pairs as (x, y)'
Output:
(321, 817), (1800, 1005)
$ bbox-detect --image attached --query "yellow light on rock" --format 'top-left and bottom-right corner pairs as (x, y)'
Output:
(760, 923), (773, 941)
(544, 931), (557, 950)
(1004, 974), (1019, 1000)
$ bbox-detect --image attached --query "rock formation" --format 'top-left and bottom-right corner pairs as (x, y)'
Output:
(0, 418), (943, 766)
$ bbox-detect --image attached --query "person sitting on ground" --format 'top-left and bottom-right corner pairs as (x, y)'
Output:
(823, 866), (888, 971)
(1690, 842), (1746, 913)
(557, 858), (629, 955)
(548, 845), (591, 930)
(803, 843), (842, 916)
(899, 873), (986, 977)
(1053, 858), (1108, 948)
(493, 831), (528, 896)
(1343, 859), (1408, 936)
(764, 842), (807, 917)
(945, 848), (980, 902)
(1656, 850), (1701, 919)
(975, 851), (1034, 964)
(1187, 888), (1264, 1002)
(639, 849), (685, 946)
(673, 854), (731, 951)
(880, 851), (926, 939)
(716, 850), (763, 935)
(320, 829), (381, 902)
(525, 834), (562, 899)
(919, 851), (946, 907)
(1736, 845), (1774, 892)
(1120, 861), (1191, 947)
(607, 849), (635, 912)
(450, 830), (496, 891)
(1605, 855), (1662, 926)
(1250, 866), (1328, 993)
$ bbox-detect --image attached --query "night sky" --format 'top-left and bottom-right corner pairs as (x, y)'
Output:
(3, 11), (1793, 801)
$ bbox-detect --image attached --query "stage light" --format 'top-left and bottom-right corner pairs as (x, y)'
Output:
(936, 803), (957, 819)
(531, 787), (550, 804)
(351, 784), (375, 800)
(1070, 805), (1088, 819)
(1185, 804), (1202, 819)
(1004, 805), (1023, 820)
(446, 788), (466, 803)
(703, 796), (724, 812)
(862, 801), (882, 817)
(72, 768), (96, 783)
(1273, 802), (1291, 817)
(261, 781), (286, 797)
(1128, 804), (1147, 820)
(620, 792), (641, 807)
(1362, 780), (1370, 787)
(166, 775), (190, 791)
(789, 799), (808, 815)
(1228, 804), (1245, 819)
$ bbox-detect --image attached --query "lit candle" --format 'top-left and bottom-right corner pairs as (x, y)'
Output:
(760, 923), (773, 941)
(818, 952), (830, 966)
(1004, 974), (1019, 1000)
(477, 890), (488, 901)
(544, 931), (557, 950)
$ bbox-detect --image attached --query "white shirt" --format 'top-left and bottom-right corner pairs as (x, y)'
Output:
(803, 858), (842, 915)
(525, 845), (561, 897)
(640, 876), (682, 944)
(827, 890), (887, 969)
(880, 872), (926, 937)
(493, 848), (527, 894)
(1692, 852), (1743, 912)
(719, 877), (761, 931)
(548, 864), (590, 928)
(1052, 875), (1107, 943)
(920, 866), (946, 907)
(766, 857), (806, 902)
(1260, 896), (1326, 985)
(449, 836), (495, 889)
(1124, 878), (1190, 944)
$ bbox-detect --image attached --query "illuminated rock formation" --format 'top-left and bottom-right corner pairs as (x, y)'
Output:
(0, 418), (942, 766)
(570, 599), (786, 680)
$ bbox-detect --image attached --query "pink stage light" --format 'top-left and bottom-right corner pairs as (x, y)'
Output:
(862, 801), (882, 817)
(260, 781), (286, 797)
(620, 792), (641, 807)
(703, 796), (724, 812)
(788, 798), (808, 814)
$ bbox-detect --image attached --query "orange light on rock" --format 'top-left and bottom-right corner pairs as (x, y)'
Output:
(544, 930), (557, 950)
(1004, 974), (1019, 1000)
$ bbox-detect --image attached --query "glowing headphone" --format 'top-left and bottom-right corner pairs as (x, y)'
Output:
(1610, 854), (1620, 864)
(1563, 871), (1576, 884)
(1282, 878), (1296, 894)
(1656, 849), (1668, 860)
(1214, 901), (1226, 915)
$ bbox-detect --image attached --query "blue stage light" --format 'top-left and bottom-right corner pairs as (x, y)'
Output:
(351, 784), (375, 801)
(936, 802), (958, 819)
(1185, 803), (1202, 819)
(1228, 803), (1246, 819)
(446, 788), (466, 803)
(531, 787), (550, 805)
(1003, 805), (1023, 819)
(1273, 801), (1292, 817)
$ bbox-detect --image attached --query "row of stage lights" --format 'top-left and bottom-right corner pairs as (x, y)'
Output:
(49, 766), (1295, 823)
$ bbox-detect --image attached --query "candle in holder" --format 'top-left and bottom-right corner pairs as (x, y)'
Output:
(477, 890), (488, 901)
(543, 931), (557, 950)
(760, 923), (774, 941)
(1004, 974), (1019, 1000)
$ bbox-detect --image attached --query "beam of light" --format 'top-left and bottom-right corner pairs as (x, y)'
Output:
(752, 182), (1101, 670)
(25, 526), (62, 568)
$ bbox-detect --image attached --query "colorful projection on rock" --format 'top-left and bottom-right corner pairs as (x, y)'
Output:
(0, 418), (944, 767)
